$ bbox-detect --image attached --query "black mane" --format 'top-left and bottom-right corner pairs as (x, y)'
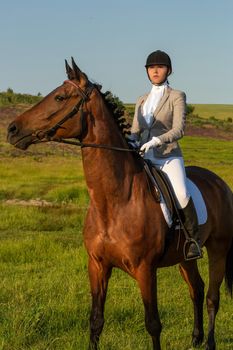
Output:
(94, 84), (131, 138)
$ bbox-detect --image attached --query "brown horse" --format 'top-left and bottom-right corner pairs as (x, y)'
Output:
(7, 58), (233, 350)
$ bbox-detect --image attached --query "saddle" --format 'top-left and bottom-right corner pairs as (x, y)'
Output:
(143, 160), (203, 260)
(143, 160), (191, 232)
(143, 160), (176, 221)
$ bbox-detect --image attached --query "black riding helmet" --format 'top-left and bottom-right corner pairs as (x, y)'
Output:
(145, 50), (172, 75)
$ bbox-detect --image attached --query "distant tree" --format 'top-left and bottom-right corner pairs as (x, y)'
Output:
(0, 89), (43, 106)
(186, 104), (195, 116)
(7, 87), (14, 94)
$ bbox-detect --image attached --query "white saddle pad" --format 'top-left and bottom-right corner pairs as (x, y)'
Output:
(160, 178), (207, 227)
(187, 178), (207, 225)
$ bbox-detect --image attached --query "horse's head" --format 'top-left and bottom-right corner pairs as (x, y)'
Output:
(7, 58), (94, 150)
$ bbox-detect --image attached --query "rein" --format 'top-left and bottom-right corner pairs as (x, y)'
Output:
(57, 138), (138, 152)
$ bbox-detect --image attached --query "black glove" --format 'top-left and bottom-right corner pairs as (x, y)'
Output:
(127, 139), (140, 150)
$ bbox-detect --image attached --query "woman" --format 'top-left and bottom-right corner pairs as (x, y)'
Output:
(130, 50), (202, 260)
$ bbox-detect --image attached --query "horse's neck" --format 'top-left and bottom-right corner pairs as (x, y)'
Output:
(82, 95), (139, 208)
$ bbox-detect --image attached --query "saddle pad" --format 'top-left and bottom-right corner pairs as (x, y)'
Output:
(160, 178), (207, 227)
(187, 178), (207, 225)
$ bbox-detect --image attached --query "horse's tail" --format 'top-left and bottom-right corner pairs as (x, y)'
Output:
(225, 237), (233, 297)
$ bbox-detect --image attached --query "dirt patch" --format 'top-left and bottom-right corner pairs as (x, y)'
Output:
(0, 106), (28, 128)
(5, 199), (55, 207)
(185, 124), (233, 141)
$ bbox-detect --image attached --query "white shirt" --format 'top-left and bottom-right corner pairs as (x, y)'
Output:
(142, 81), (168, 126)
(142, 81), (168, 160)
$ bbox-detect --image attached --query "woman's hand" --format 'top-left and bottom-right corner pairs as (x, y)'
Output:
(140, 137), (162, 153)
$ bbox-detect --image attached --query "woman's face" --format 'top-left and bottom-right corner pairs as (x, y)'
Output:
(147, 65), (170, 84)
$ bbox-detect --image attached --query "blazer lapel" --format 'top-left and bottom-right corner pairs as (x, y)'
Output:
(153, 86), (171, 117)
(138, 87), (172, 128)
(138, 94), (149, 128)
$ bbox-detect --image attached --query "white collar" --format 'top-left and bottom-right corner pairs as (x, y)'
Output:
(151, 80), (168, 91)
(142, 81), (168, 122)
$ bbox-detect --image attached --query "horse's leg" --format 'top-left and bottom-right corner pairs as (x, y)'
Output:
(205, 244), (227, 350)
(88, 256), (112, 350)
(136, 265), (162, 350)
(179, 261), (205, 347)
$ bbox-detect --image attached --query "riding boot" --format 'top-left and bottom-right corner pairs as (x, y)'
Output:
(181, 197), (203, 260)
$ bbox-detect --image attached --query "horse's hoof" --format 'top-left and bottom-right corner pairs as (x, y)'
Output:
(88, 342), (98, 350)
(192, 334), (204, 347)
(205, 342), (216, 350)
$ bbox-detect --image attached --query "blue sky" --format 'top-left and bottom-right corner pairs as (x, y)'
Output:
(1, 0), (233, 104)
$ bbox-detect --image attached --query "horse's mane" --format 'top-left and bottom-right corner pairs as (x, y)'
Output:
(93, 83), (131, 138)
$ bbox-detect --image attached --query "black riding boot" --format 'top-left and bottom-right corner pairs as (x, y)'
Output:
(181, 197), (202, 260)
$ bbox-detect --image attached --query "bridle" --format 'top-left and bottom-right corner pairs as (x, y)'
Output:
(34, 79), (137, 153)
(34, 79), (93, 141)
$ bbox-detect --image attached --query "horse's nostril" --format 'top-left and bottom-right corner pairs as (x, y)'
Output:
(8, 123), (18, 135)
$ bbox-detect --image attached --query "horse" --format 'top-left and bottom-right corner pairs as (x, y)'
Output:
(7, 58), (233, 350)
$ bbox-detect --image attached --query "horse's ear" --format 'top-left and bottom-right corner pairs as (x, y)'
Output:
(65, 59), (74, 79)
(71, 57), (83, 81)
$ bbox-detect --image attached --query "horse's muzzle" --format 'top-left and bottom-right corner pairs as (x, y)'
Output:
(7, 121), (34, 150)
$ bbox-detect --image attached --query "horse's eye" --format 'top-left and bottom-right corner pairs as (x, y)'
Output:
(55, 95), (65, 102)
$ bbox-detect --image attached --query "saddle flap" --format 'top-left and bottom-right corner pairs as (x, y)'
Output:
(143, 160), (175, 217)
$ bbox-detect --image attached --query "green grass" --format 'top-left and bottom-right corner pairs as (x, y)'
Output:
(193, 104), (233, 121)
(1, 233), (233, 349)
(0, 155), (87, 205)
(0, 136), (233, 349)
(0, 89), (42, 107)
(181, 136), (233, 189)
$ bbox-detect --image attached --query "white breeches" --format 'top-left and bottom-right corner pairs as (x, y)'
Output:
(147, 156), (190, 209)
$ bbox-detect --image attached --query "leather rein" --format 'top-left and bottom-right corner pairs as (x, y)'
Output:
(35, 79), (137, 153)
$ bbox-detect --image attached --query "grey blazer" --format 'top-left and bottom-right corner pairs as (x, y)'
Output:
(131, 86), (186, 158)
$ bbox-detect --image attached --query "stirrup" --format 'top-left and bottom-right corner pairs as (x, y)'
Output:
(183, 238), (203, 261)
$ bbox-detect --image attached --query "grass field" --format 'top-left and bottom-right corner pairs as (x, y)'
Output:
(193, 104), (233, 121)
(125, 103), (233, 120)
(0, 136), (233, 350)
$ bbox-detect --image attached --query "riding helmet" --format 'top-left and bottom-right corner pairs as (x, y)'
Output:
(145, 50), (172, 74)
